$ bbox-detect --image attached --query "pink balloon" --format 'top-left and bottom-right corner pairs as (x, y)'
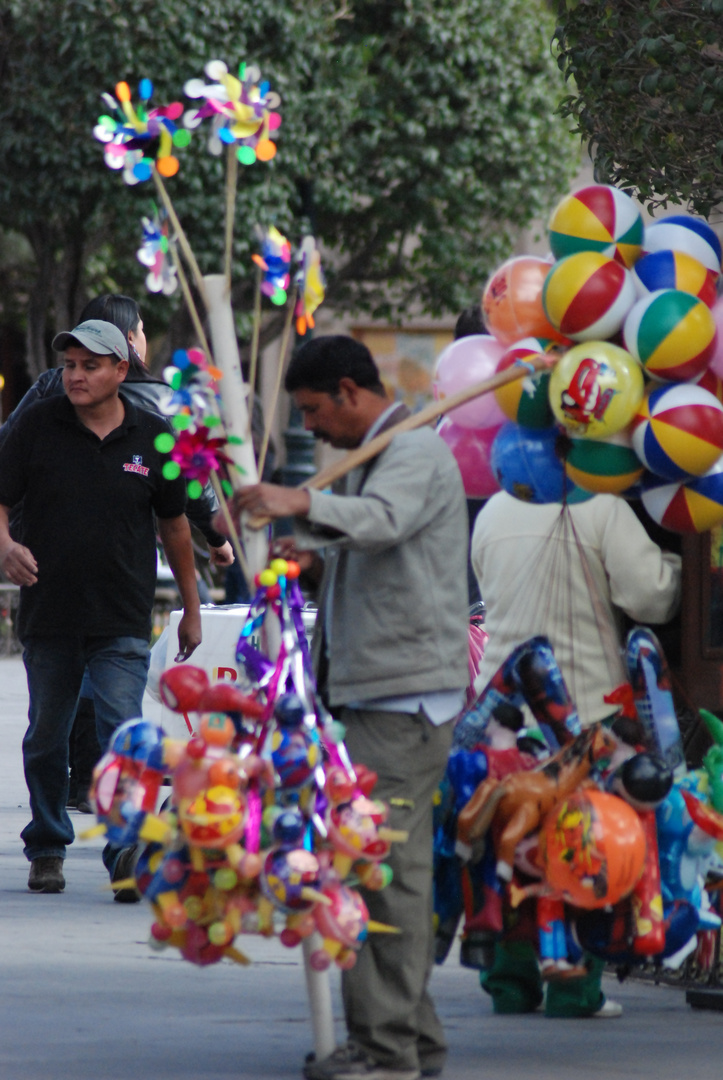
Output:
(707, 295), (723, 378)
(433, 334), (507, 429)
(437, 417), (502, 498)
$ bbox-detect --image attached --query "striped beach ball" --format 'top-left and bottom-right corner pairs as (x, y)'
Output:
(565, 430), (644, 495)
(542, 252), (637, 342)
(631, 383), (723, 480)
(548, 185), (644, 268)
(642, 216), (722, 277)
(493, 337), (556, 428)
(641, 460), (723, 533)
(632, 250), (718, 309)
(694, 367), (723, 404)
(623, 289), (717, 382)
(482, 256), (566, 345)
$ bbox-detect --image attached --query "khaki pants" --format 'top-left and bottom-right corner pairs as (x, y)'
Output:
(339, 707), (454, 1072)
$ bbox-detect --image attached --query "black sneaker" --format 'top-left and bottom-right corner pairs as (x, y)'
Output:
(28, 856), (65, 893)
(111, 846), (141, 903)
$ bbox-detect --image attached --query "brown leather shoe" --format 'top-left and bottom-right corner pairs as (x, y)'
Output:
(28, 856), (65, 893)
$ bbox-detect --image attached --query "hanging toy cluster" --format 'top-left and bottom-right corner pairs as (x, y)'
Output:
(89, 558), (405, 970)
(434, 184), (723, 528)
(94, 79), (191, 183)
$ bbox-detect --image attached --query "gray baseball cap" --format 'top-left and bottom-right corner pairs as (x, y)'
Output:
(52, 319), (129, 361)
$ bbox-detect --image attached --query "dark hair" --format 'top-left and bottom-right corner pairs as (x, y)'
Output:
(284, 335), (386, 397)
(78, 293), (155, 381)
(454, 305), (486, 340)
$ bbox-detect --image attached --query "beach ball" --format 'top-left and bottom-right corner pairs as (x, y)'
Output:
(548, 340), (644, 439)
(641, 459), (723, 533)
(642, 215), (722, 277)
(632, 250), (718, 309)
(548, 184), (644, 268)
(432, 334), (506, 429)
(631, 383), (723, 480)
(482, 256), (567, 345)
(437, 418), (502, 499)
(564, 430), (644, 495)
(694, 366), (723, 404)
(490, 422), (576, 504)
(623, 289), (717, 383)
(542, 252), (637, 341)
(493, 338), (556, 428)
(540, 790), (645, 909)
(708, 296), (723, 380)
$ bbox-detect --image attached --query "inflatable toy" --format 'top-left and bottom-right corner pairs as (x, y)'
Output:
(640, 459), (723, 534)
(482, 256), (565, 345)
(490, 423), (574, 505)
(642, 215), (722, 277)
(548, 184), (644, 268)
(542, 252), (637, 342)
(623, 289), (717, 382)
(631, 383), (723, 481)
(548, 340), (644, 439)
(437, 418), (501, 499)
(564, 430), (644, 495)
(432, 334), (507, 429)
(632, 249), (718, 309)
(493, 338), (556, 428)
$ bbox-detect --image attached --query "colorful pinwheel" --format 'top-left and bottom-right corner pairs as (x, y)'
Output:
(295, 235), (326, 335)
(94, 79), (191, 185)
(252, 226), (292, 305)
(183, 60), (281, 164)
(137, 205), (178, 295)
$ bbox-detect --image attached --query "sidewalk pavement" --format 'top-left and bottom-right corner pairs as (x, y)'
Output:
(2, 655), (723, 1080)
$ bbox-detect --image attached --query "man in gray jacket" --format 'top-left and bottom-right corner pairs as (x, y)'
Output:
(234, 336), (469, 1080)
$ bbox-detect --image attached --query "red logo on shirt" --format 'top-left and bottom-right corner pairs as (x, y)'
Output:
(123, 455), (150, 477)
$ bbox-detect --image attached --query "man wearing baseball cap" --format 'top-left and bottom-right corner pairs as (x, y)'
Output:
(0, 319), (202, 895)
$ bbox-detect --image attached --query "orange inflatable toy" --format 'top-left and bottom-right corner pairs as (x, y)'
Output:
(540, 789), (646, 909)
(482, 256), (568, 346)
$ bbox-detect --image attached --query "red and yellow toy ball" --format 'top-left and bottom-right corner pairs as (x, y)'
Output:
(564, 430), (644, 495)
(694, 366), (723, 405)
(542, 252), (637, 342)
(641, 460), (723, 534)
(540, 790), (646, 910)
(548, 184), (644, 268)
(623, 289), (717, 383)
(632, 250), (718, 309)
(548, 340), (644, 439)
(493, 337), (556, 429)
(482, 256), (566, 345)
(642, 215), (722, 278)
(631, 383), (723, 481)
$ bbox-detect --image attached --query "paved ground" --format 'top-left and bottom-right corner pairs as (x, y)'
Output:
(2, 654), (723, 1080)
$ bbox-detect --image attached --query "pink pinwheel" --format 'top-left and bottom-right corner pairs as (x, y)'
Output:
(183, 60), (281, 164)
(170, 426), (235, 486)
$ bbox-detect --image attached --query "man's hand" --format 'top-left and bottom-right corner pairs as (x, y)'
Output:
(270, 536), (322, 580)
(0, 540), (38, 586)
(231, 483), (312, 522)
(175, 610), (202, 662)
(209, 540), (234, 567)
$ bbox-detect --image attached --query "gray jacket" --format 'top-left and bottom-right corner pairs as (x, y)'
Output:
(295, 419), (470, 706)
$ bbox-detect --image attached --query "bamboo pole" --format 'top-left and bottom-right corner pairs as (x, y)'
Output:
(257, 286), (297, 480)
(224, 145), (239, 293)
(246, 263), (263, 441)
(246, 352), (557, 530)
(153, 168), (209, 310)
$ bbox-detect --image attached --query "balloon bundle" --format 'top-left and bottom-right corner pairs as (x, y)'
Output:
(435, 184), (723, 533)
(89, 558), (404, 970)
(435, 632), (723, 977)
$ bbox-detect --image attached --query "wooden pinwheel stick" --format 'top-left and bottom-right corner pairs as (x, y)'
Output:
(224, 145), (239, 293)
(246, 352), (558, 531)
(153, 167), (209, 311)
(167, 237), (214, 361)
(208, 470), (253, 587)
(257, 285), (298, 480)
(246, 262), (263, 441)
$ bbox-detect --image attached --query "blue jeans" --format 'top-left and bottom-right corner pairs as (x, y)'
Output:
(21, 635), (150, 866)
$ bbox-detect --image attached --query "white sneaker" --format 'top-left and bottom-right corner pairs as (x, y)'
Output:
(591, 998), (623, 1018)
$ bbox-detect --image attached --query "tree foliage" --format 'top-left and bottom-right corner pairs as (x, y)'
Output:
(553, 0), (723, 219)
(0, 0), (576, 378)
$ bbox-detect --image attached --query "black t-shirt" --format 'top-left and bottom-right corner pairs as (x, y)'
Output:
(0, 393), (187, 641)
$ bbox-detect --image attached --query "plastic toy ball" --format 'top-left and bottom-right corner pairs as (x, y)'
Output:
(482, 256), (566, 346)
(493, 338), (557, 429)
(436, 418), (501, 499)
(548, 184), (644, 268)
(641, 460), (723, 534)
(159, 665), (209, 712)
(540, 789), (646, 909)
(694, 366), (723, 405)
(623, 289), (717, 383)
(548, 340), (644, 439)
(631, 383), (723, 481)
(632, 250), (718, 309)
(542, 252), (637, 342)
(432, 335), (507, 429)
(564, 429), (644, 495)
(490, 423), (575, 505)
(642, 215), (722, 277)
